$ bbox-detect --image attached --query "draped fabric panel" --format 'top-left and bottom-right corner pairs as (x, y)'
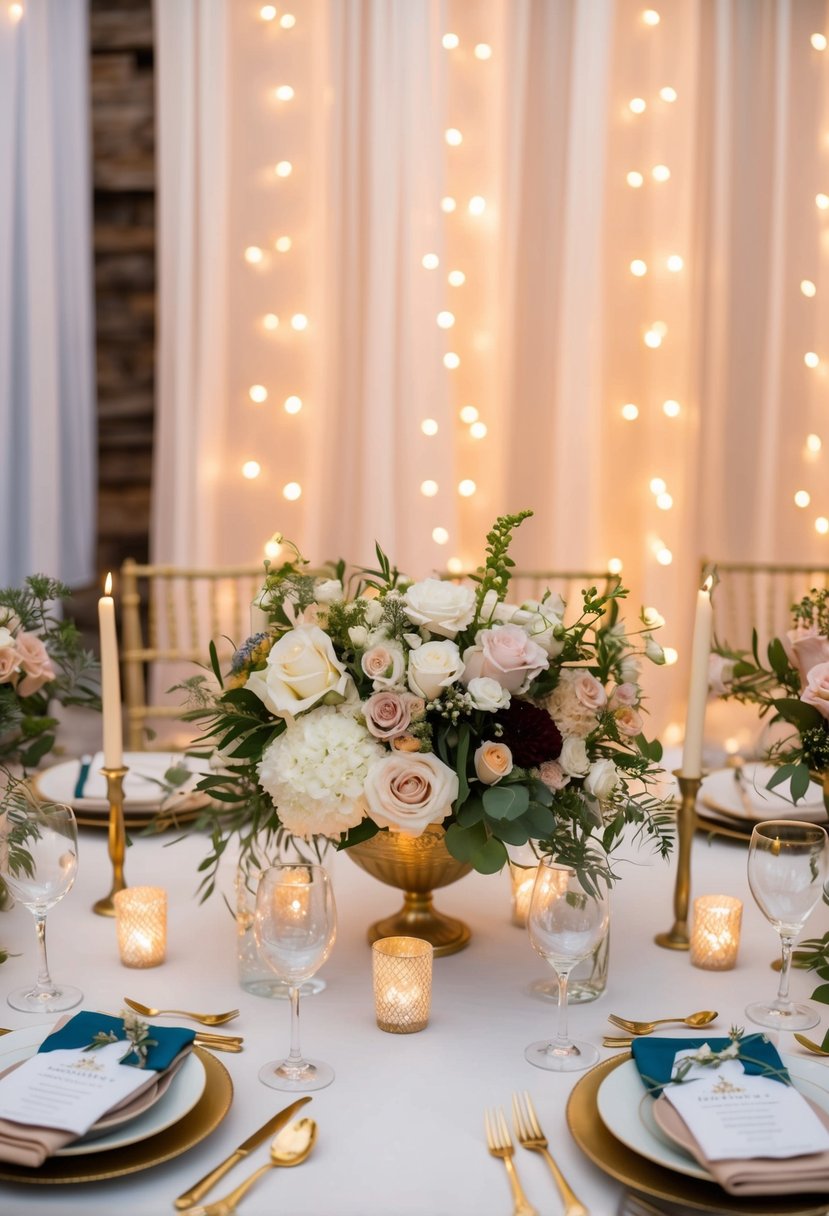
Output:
(0, 0), (95, 587)
(153, 0), (829, 728)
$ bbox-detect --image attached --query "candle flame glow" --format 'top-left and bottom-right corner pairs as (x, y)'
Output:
(104, 572), (113, 596)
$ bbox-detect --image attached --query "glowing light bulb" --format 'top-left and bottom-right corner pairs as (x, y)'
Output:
(474, 43), (492, 59)
(283, 481), (302, 501)
(444, 352), (460, 369)
(469, 421), (487, 439)
(656, 492), (674, 510)
(801, 279), (817, 297)
(432, 527), (450, 545)
(421, 480), (439, 497)
(422, 253), (439, 269)
(644, 329), (663, 349)
(263, 313), (279, 330)
(660, 86), (677, 102)
(652, 164), (671, 182)
(437, 311), (455, 329)
(460, 405), (479, 423)
(275, 236), (292, 252)
(458, 479), (477, 496)
(244, 245), (263, 264)
(667, 254), (684, 272)
(260, 5), (277, 20)
(629, 98), (646, 114)
(284, 395), (302, 414)
(642, 9), (660, 24)
(442, 32), (459, 49)
(264, 536), (282, 559)
(626, 171), (644, 188)
(275, 85), (295, 101)
(242, 461), (261, 479)
(805, 351), (820, 368)
(817, 516), (829, 534)
(421, 419), (439, 436)
(817, 193), (829, 210)
(662, 399), (681, 417)
(656, 547), (673, 566)
(445, 128), (463, 146)
(448, 270), (466, 286)
(812, 33), (827, 51)
(630, 259), (647, 277)
(249, 384), (268, 403)
(274, 161), (292, 177)
(447, 557), (464, 574)
(291, 313), (308, 331)
(441, 196), (457, 213)
(468, 195), (486, 215)
(280, 12), (295, 28)
(663, 647), (679, 666)
(807, 433), (822, 452)
(650, 477), (667, 494)
(607, 557), (623, 575)
(795, 490), (811, 508)
(621, 403), (639, 420)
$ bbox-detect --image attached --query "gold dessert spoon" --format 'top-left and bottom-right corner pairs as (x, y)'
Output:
(607, 1010), (718, 1036)
(181, 1118), (317, 1216)
(794, 1033), (829, 1057)
(124, 998), (240, 1026)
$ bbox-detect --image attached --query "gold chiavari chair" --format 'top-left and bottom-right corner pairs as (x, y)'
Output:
(703, 560), (829, 652)
(120, 560), (266, 750)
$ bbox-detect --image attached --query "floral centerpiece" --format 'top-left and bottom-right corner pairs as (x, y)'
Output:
(184, 511), (672, 900)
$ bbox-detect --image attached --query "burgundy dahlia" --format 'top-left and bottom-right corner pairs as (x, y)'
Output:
(494, 700), (562, 768)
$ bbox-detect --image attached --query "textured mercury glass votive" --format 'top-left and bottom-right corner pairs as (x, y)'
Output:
(372, 936), (433, 1033)
(509, 861), (539, 927)
(114, 886), (167, 967)
(690, 894), (742, 970)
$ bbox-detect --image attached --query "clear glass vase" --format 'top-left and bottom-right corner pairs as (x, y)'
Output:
(528, 924), (610, 1004)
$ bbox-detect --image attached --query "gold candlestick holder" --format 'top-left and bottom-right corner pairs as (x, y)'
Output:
(655, 770), (702, 951)
(93, 764), (129, 917)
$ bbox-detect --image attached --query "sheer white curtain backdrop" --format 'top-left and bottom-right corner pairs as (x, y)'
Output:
(0, 0), (95, 587)
(153, 0), (829, 730)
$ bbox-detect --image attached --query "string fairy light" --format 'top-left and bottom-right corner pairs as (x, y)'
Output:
(621, 403), (639, 420)
(284, 395), (302, 414)
(420, 480), (439, 497)
(279, 13), (295, 28)
(282, 482), (302, 501)
(421, 419), (439, 436)
(626, 171), (644, 188)
(469, 421), (487, 439)
(263, 313), (279, 330)
(260, 5), (276, 20)
(248, 384), (268, 403)
(275, 84), (295, 101)
(242, 460), (261, 479)
(459, 405), (479, 423)
(662, 399), (681, 417)
(795, 490), (811, 508)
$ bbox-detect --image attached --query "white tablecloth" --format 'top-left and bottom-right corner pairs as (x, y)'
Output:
(0, 817), (826, 1215)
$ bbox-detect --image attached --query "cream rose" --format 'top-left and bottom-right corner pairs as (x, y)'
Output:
(362, 642), (406, 689)
(614, 705), (643, 738)
(407, 639), (464, 700)
(15, 633), (55, 697)
(467, 676), (511, 712)
(246, 625), (352, 718)
(402, 578), (476, 639)
(0, 647), (19, 684)
(362, 690), (422, 739)
(474, 742), (513, 785)
(462, 624), (548, 694)
(801, 661), (829, 719)
(559, 736), (590, 777)
(584, 758), (619, 799)
(364, 752), (459, 835)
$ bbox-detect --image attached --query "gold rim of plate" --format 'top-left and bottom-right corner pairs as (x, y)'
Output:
(0, 1047), (232, 1185)
(566, 1053), (828, 1214)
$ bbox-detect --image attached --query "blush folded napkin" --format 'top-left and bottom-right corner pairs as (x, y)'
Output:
(0, 1012), (195, 1168)
(632, 1035), (829, 1197)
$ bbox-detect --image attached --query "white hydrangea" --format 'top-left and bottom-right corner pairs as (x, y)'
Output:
(544, 671), (599, 739)
(258, 706), (385, 839)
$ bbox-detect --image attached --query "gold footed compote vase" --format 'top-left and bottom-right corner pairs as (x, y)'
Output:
(347, 825), (472, 956)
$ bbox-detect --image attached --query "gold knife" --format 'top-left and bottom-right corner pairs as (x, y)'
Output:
(193, 1036), (242, 1053)
(173, 1095), (312, 1210)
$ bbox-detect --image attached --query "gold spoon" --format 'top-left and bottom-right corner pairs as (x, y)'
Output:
(607, 1010), (718, 1036)
(123, 998), (240, 1027)
(794, 1034), (829, 1057)
(182, 1118), (318, 1216)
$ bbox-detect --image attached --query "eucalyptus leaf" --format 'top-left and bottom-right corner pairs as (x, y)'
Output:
(445, 821), (486, 863)
(471, 836), (508, 874)
(483, 785), (529, 821)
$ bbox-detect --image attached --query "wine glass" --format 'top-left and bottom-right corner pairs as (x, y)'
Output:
(524, 859), (609, 1072)
(746, 819), (827, 1031)
(0, 795), (82, 1013)
(254, 863), (336, 1091)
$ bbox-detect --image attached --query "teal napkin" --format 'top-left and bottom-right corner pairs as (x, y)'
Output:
(631, 1035), (788, 1097)
(38, 1011), (195, 1071)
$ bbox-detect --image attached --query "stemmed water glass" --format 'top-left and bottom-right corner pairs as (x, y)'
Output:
(746, 819), (827, 1031)
(525, 858), (609, 1072)
(254, 863), (336, 1091)
(0, 794), (82, 1013)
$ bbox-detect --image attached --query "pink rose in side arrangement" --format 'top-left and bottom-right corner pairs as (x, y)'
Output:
(614, 705), (643, 738)
(801, 661), (829, 719)
(783, 626), (829, 682)
(14, 632), (56, 697)
(364, 752), (459, 835)
(462, 624), (548, 694)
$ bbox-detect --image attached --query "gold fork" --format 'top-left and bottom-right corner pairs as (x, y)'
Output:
(123, 998), (240, 1026)
(512, 1091), (588, 1216)
(484, 1107), (538, 1216)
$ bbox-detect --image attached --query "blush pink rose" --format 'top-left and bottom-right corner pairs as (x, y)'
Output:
(537, 760), (570, 791)
(14, 632), (55, 696)
(0, 647), (19, 685)
(462, 624), (548, 694)
(362, 690), (423, 740)
(801, 661), (829, 719)
(364, 752), (459, 836)
(784, 627), (829, 682)
(609, 682), (638, 708)
(571, 670), (607, 712)
(614, 705), (643, 738)
(361, 643), (405, 689)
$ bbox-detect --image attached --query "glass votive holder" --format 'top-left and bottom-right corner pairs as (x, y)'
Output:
(372, 936), (433, 1033)
(114, 886), (167, 968)
(690, 894), (742, 970)
(509, 861), (539, 927)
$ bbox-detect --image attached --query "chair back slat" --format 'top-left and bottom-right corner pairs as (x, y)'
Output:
(705, 560), (829, 653)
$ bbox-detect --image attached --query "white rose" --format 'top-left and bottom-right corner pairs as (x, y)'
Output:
(559, 736), (590, 777)
(348, 625), (369, 649)
(641, 605), (665, 630)
(246, 625), (353, 718)
(467, 676), (511, 712)
(403, 578), (476, 638)
(404, 632), (423, 650)
(480, 589), (522, 624)
(314, 578), (343, 604)
(364, 752), (459, 835)
(407, 639), (465, 700)
(515, 608), (565, 657)
(584, 758), (619, 800)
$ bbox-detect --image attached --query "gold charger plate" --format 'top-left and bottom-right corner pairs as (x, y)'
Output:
(0, 1047), (232, 1185)
(693, 810), (753, 843)
(75, 804), (204, 831)
(566, 1052), (828, 1215)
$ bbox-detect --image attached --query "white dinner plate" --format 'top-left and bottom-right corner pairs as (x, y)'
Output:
(700, 763), (826, 825)
(597, 1051), (829, 1181)
(0, 1025), (206, 1156)
(33, 753), (209, 815)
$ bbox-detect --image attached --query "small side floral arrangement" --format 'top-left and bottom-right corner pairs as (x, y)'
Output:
(88, 1010), (157, 1069)
(0, 575), (100, 770)
(183, 510), (672, 897)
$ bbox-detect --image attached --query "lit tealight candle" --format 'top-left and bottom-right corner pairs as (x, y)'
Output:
(690, 894), (742, 970)
(509, 861), (539, 927)
(114, 887), (167, 967)
(372, 937), (433, 1033)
